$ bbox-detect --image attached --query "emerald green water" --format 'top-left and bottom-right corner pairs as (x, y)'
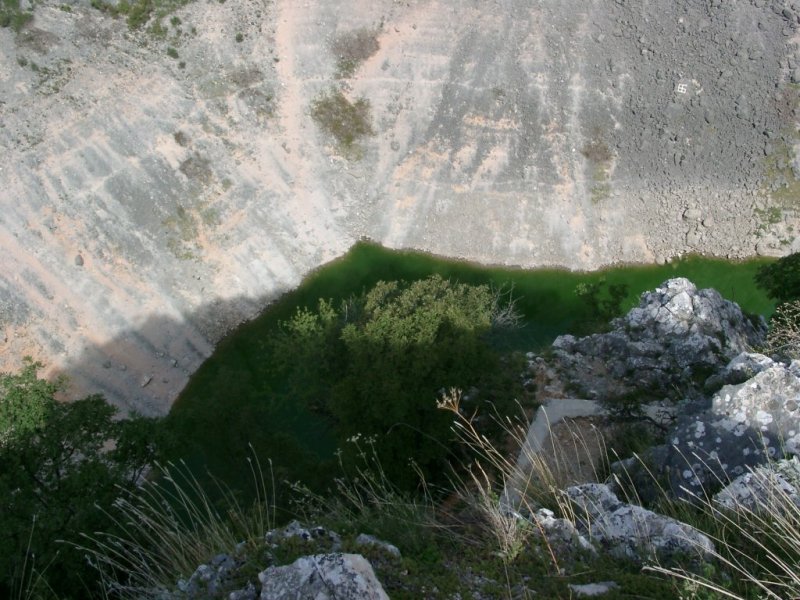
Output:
(166, 242), (775, 500)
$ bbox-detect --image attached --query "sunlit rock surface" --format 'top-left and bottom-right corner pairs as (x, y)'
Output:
(1, 0), (797, 411)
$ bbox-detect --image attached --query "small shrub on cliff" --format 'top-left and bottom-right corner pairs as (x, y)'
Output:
(763, 299), (800, 360)
(0, 0), (32, 32)
(310, 88), (374, 157)
(330, 27), (380, 77)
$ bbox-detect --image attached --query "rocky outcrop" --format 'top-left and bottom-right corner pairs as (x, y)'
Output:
(665, 360), (800, 499)
(531, 508), (596, 558)
(703, 351), (777, 390)
(173, 521), (394, 599)
(259, 554), (389, 600)
(178, 550), (247, 598)
(355, 533), (401, 559)
(713, 457), (800, 512)
(566, 483), (715, 564)
(550, 278), (766, 405)
(265, 520), (342, 551)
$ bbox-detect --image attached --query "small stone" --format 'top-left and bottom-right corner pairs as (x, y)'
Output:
(355, 533), (401, 558)
(140, 375), (152, 388)
(568, 582), (620, 597)
(74, 254), (84, 267)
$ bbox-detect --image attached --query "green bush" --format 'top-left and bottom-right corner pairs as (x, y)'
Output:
(310, 88), (374, 157)
(270, 275), (517, 487)
(755, 252), (800, 304)
(0, 361), (168, 598)
(126, 0), (153, 29)
(0, 0), (32, 32)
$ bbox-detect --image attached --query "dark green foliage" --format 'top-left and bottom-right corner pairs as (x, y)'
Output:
(270, 275), (513, 487)
(90, 0), (193, 33)
(755, 252), (800, 303)
(310, 88), (374, 156)
(0, 362), (167, 598)
(166, 45), (178, 58)
(0, 359), (57, 446)
(574, 278), (629, 332)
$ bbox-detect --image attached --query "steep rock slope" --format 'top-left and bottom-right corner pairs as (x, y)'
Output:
(0, 0), (798, 412)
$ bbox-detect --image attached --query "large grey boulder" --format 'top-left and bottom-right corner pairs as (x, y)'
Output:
(713, 457), (800, 512)
(259, 553), (389, 600)
(566, 483), (714, 564)
(551, 279), (766, 404)
(704, 352), (776, 389)
(664, 361), (800, 500)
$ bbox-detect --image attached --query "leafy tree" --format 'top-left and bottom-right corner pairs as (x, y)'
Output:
(268, 298), (343, 411)
(574, 278), (629, 331)
(272, 275), (519, 487)
(0, 361), (167, 598)
(755, 252), (800, 304)
(0, 358), (57, 447)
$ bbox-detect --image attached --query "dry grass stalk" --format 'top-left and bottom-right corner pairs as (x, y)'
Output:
(763, 299), (800, 360)
(75, 455), (275, 599)
(437, 389), (610, 571)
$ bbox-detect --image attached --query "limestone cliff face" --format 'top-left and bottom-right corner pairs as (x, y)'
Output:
(0, 0), (797, 412)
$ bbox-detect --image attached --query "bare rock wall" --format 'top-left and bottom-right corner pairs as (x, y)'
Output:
(1, 0), (798, 412)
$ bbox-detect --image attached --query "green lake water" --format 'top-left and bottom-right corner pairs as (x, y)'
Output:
(166, 242), (775, 500)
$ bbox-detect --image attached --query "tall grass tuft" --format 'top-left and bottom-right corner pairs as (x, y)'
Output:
(291, 435), (444, 558)
(647, 459), (800, 599)
(77, 452), (275, 599)
(437, 389), (609, 571)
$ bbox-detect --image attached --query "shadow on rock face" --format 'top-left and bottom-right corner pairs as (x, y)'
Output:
(55, 291), (273, 417)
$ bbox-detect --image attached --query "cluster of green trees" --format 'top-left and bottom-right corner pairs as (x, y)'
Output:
(0, 360), (167, 598)
(755, 252), (800, 305)
(3, 257), (787, 597)
(0, 275), (526, 596)
(268, 275), (522, 487)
